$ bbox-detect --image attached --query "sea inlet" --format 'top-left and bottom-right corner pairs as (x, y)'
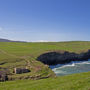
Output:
(50, 59), (90, 76)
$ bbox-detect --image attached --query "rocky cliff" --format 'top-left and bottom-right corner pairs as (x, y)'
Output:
(37, 50), (90, 65)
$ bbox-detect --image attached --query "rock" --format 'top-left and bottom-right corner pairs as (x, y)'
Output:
(37, 50), (90, 65)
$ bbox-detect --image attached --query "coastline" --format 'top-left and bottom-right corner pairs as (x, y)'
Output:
(37, 49), (90, 65)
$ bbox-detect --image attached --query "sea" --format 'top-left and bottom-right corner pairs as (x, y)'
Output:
(49, 59), (90, 76)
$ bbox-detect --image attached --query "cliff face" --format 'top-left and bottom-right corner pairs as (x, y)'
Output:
(37, 50), (90, 65)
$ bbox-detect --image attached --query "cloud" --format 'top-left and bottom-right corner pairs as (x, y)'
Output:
(31, 40), (49, 42)
(38, 40), (48, 42)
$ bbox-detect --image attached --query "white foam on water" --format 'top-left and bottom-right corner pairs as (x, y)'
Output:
(53, 70), (67, 74)
(59, 63), (75, 68)
(50, 62), (76, 70)
(55, 71), (65, 74)
(50, 59), (90, 76)
(75, 61), (90, 65)
(50, 59), (90, 69)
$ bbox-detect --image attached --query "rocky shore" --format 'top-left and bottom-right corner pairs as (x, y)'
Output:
(37, 50), (90, 65)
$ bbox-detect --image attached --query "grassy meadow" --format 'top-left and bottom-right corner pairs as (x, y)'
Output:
(0, 41), (90, 89)
(0, 72), (90, 90)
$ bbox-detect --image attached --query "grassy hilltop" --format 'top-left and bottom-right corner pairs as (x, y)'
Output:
(0, 41), (90, 89)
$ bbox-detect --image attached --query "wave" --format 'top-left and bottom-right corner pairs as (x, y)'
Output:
(59, 63), (75, 68)
(50, 59), (90, 70)
(54, 70), (67, 74)
(75, 62), (90, 65)
(51, 59), (90, 76)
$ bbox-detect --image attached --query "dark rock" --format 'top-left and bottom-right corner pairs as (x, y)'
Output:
(37, 50), (90, 65)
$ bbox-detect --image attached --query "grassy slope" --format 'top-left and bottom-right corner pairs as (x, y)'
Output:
(0, 41), (90, 89)
(0, 41), (90, 66)
(0, 41), (90, 79)
(0, 72), (90, 90)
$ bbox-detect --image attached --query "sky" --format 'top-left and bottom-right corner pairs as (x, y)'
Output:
(0, 0), (90, 42)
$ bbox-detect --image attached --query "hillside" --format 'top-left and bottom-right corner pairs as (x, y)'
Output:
(0, 38), (12, 42)
(0, 71), (90, 90)
(0, 41), (90, 80)
(0, 38), (26, 42)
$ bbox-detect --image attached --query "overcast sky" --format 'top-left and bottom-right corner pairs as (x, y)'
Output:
(0, 0), (90, 42)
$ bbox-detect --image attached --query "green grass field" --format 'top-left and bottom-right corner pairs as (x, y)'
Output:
(0, 72), (90, 90)
(0, 41), (90, 89)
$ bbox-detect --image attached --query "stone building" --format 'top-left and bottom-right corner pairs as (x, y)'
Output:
(14, 68), (30, 74)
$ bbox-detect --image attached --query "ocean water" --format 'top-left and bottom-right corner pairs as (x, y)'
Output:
(49, 59), (90, 76)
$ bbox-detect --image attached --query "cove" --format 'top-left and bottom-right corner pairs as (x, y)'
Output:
(37, 50), (90, 76)
(49, 59), (90, 76)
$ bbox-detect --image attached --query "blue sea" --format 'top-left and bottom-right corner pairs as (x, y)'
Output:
(49, 59), (90, 76)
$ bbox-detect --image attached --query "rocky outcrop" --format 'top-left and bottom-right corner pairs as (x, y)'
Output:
(0, 70), (8, 81)
(37, 50), (90, 65)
